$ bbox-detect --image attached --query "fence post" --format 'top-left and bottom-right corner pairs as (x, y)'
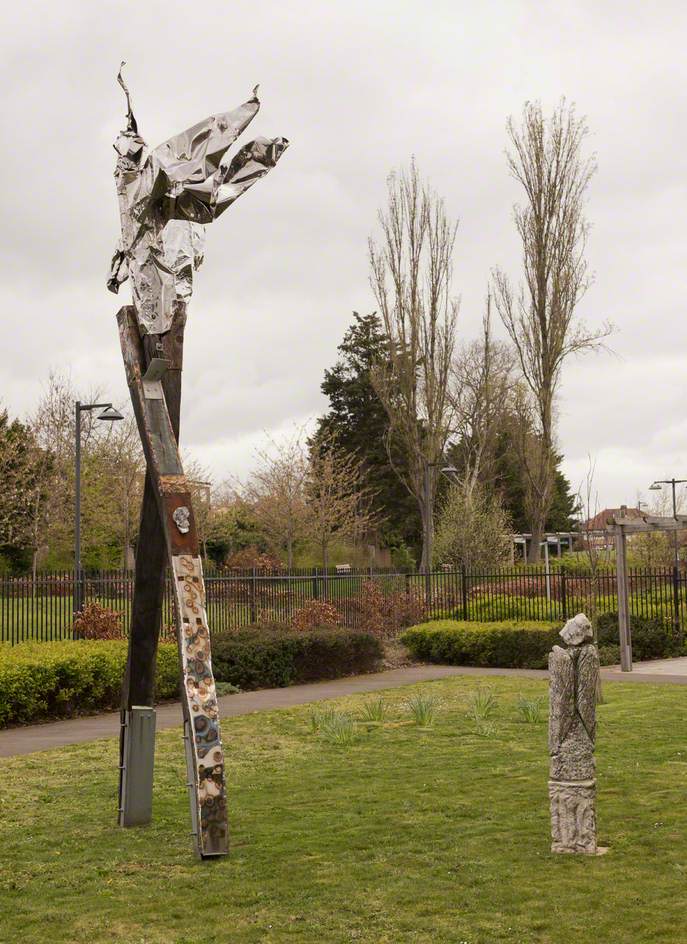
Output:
(672, 564), (682, 644)
(615, 527), (632, 671)
(461, 565), (468, 621)
(560, 565), (567, 620)
(312, 567), (319, 600)
(250, 567), (257, 623)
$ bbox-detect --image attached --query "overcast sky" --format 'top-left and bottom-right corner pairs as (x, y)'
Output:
(1, 0), (685, 511)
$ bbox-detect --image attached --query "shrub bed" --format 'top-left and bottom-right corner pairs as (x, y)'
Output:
(211, 627), (383, 690)
(401, 613), (686, 669)
(0, 641), (179, 728)
(0, 626), (384, 727)
(595, 612), (683, 662)
(401, 619), (563, 669)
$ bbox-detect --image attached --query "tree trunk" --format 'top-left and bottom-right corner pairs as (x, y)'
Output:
(419, 498), (434, 572)
(527, 517), (545, 563)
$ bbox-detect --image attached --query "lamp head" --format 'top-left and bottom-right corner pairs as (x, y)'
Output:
(97, 406), (124, 422)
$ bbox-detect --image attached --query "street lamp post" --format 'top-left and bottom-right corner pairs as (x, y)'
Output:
(649, 477), (687, 641)
(74, 401), (124, 612)
(419, 460), (460, 606)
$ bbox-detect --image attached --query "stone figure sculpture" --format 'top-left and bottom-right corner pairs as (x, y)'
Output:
(109, 64), (287, 858)
(548, 612), (600, 854)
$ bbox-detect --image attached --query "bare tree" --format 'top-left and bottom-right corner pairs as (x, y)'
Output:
(449, 294), (515, 497)
(577, 455), (603, 618)
(493, 100), (610, 562)
(434, 478), (512, 572)
(305, 432), (379, 569)
(29, 371), (137, 568)
(369, 161), (459, 571)
(100, 415), (145, 568)
(576, 455), (605, 701)
(241, 431), (310, 569)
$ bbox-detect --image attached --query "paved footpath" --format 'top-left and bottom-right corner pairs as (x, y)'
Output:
(1, 659), (686, 759)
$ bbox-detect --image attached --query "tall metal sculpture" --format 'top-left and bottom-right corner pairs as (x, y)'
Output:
(108, 64), (288, 858)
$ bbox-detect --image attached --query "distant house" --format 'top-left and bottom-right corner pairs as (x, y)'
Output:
(582, 507), (645, 531)
(580, 507), (645, 550)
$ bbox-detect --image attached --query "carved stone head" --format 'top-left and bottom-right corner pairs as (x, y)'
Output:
(172, 506), (191, 534)
(560, 612), (593, 647)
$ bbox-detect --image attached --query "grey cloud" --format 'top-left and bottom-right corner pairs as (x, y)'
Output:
(1, 0), (686, 509)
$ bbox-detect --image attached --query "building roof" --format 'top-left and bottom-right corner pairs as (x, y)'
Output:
(582, 507), (644, 531)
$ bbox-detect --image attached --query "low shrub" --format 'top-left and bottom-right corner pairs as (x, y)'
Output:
(401, 619), (560, 669)
(595, 612), (683, 662)
(0, 640), (179, 727)
(291, 599), (343, 632)
(598, 644), (620, 666)
(354, 579), (426, 639)
(72, 601), (124, 640)
(210, 626), (383, 690)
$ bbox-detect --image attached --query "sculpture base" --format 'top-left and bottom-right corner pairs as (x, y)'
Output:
(549, 779), (597, 854)
(119, 706), (156, 827)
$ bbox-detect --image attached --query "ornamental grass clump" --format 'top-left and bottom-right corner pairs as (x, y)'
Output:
(358, 697), (387, 724)
(318, 711), (357, 746)
(516, 694), (545, 724)
(468, 688), (498, 722)
(407, 692), (438, 728)
(468, 688), (498, 737)
(309, 704), (339, 733)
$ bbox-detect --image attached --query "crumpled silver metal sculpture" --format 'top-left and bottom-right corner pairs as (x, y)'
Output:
(108, 63), (288, 335)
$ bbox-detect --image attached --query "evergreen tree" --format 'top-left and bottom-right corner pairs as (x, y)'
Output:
(315, 313), (421, 557)
(489, 427), (578, 534)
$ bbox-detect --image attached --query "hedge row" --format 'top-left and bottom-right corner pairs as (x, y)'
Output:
(400, 620), (559, 669)
(595, 612), (684, 662)
(400, 614), (685, 669)
(0, 640), (180, 728)
(0, 627), (383, 728)
(211, 628), (383, 690)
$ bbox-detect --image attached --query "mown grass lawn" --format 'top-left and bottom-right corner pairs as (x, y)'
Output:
(1, 676), (686, 943)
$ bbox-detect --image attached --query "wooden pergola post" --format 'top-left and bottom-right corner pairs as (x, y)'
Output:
(606, 510), (687, 672)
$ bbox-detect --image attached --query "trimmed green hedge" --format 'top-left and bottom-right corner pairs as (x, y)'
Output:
(0, 640), (179, 728)
(0, 627), (383, 727)
(211, 627), (383, 690)
(401, 620), (562, 669)
(401, 614), (686, 669)
(596, 612), (683, 662)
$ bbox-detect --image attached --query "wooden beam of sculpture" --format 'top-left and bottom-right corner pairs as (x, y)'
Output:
(120, 303), (186, 715)
(118, 305), (227, 858)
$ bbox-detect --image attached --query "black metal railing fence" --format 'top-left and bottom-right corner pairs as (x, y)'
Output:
(2, 564), (686, 645)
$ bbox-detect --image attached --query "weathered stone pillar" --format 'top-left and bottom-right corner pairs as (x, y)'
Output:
(548, 613), (600, 854)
